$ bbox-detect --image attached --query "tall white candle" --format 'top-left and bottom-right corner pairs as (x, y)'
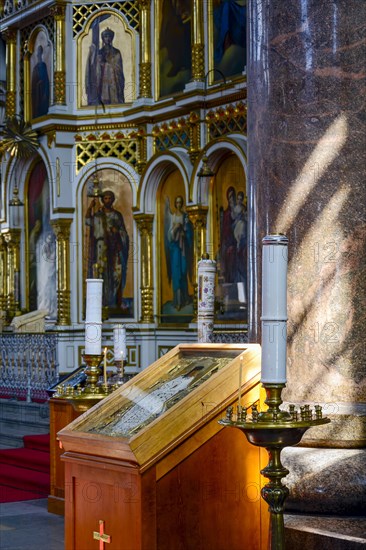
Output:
(85, 279), (103, 324)
(261, 234), (288, 384)
(113, 324), (126, 360)
(85, 278), (103, 355)
(84, 322), (102, 355)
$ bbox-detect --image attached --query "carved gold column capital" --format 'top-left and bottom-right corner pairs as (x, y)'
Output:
(134, 213), (154, 235)
(49, 2), (66, 18)
(134, 213), (154, 323)
(50, 218), (72, 325)
(51, 2), (66, 105)
(3, 28), (17, 118)
(137, 0), (151, 8)
(3, 227), (21, 246)
(51, 218), (72, 240)
(2, 28), (16, 42)
(186, 204), (209, 224)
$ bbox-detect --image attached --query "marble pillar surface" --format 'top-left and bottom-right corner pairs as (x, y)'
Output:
(248, 0), (366, 407)
(282, 447), (366, 515)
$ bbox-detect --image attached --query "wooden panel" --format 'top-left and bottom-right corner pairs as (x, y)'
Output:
(141, 467), (157, 550)
(64, 453), (142, 550)
(155, 383), (260, 480)
(48, 398), (81, 515)
(155, 428), (262, 550)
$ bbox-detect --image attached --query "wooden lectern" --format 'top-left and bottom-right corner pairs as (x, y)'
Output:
(59, 344), (267, 550)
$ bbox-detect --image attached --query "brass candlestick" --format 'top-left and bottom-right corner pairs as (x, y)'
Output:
(53, 354), (114, 410)
(219, 383), (330, 550)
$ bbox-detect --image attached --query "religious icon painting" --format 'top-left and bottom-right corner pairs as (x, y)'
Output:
(210, 154), (248, 322)
(82, 168), (134, 319)
(157, 0), (192, 98)
(78, 11), (136, 108)
(29, 28), (52, 119)
(210, 0), (247, 82)
(26, 161), (57, 319)
(158, 169), (194, 325)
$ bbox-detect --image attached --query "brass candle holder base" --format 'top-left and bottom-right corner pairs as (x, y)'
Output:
(219, 384), (330, 550)
(54, 354), (115, 410)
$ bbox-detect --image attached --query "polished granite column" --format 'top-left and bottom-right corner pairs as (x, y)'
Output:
(247, 0), (366, 518)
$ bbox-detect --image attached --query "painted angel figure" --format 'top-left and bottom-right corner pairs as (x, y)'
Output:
(164, 195), (193, 311)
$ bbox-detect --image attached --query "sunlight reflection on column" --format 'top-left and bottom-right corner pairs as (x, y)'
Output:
(276, 114), (348, 236)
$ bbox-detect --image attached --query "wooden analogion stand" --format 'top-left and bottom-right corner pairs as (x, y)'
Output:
(58, 343), (268, 550)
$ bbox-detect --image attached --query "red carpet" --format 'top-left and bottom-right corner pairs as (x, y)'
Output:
(0, 433), (50, 503)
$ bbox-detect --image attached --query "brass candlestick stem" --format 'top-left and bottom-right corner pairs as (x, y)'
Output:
(83, 354), (104, 393)
(115, 360), (124, 385)
(219, 384), (330, 550)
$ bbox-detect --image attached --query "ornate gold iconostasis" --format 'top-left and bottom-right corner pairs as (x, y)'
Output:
(0, 0), (248, 341)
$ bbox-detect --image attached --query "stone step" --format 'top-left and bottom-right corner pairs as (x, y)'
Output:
(0, 399), (50, 448)
(285, 514), (366, 550)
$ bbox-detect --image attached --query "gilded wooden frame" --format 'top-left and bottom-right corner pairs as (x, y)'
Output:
(77, 10), (136, 109)
(207, 0), (247, 84)
(82, 167), (135, 319)
(24, 26), (53, 122)
(154, 0), (192, 99)
(157, 168), (194, 325)
(209, 153), (248, 323)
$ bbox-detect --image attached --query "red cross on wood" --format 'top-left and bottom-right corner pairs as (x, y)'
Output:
(93, 520), (111, 550)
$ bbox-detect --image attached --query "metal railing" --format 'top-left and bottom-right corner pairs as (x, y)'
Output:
(0, 333), (59, 402)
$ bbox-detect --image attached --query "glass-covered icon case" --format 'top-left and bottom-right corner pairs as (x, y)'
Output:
(87, 347), (241, 438)
(60, 343), (261, 461)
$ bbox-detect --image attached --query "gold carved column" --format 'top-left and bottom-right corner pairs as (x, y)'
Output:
(136, 126), (147, 174)
(138, 0), (152, 98)
(186, 205), (209, 318)
(191, 0), (205, 82)
(188, 111), (201, 164)
(4, 229), (21, 317)
(51, 2), (66, 105)
(51, 219), (72, 325)
(3, 29), (17, 117)
(134, 214), (154, 323)
(0, 235), (8, 311)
